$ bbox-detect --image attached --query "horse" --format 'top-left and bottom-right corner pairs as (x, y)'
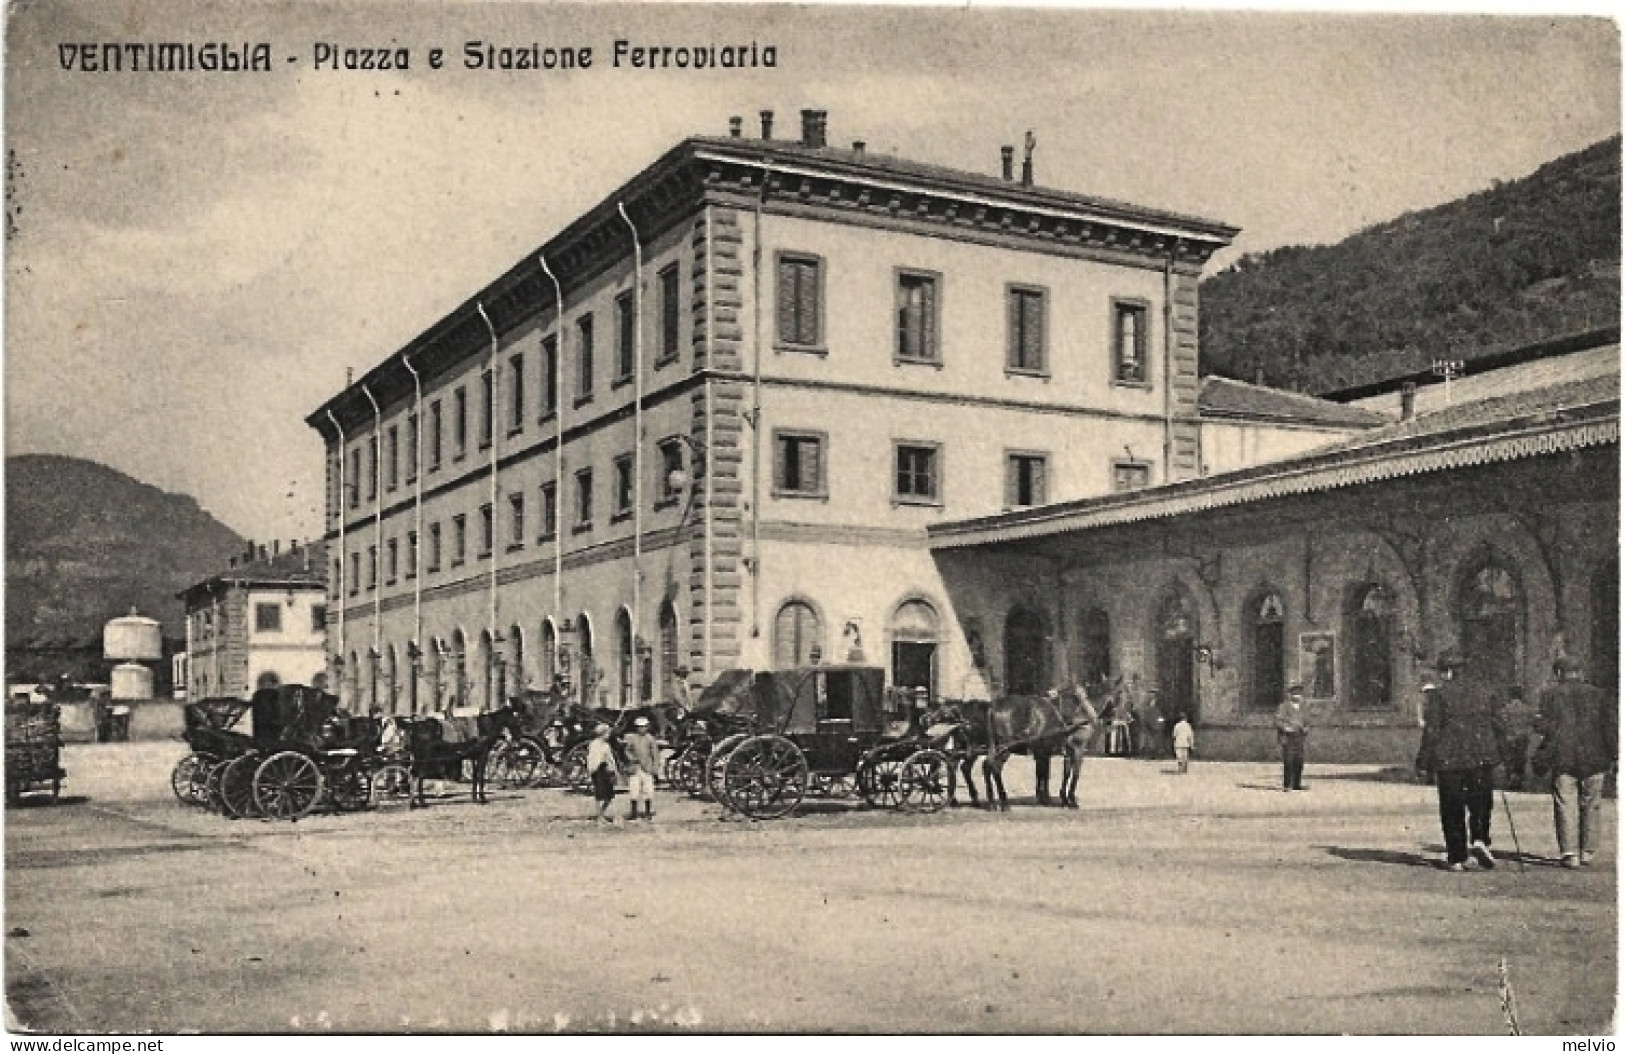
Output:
(980, 685), (1099, 810)
(394, 699), (528, 808)
(917, 700), (988, 808)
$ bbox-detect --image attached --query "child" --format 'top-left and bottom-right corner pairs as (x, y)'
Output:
(1172, 714), (1194, 774)
(586, 723), (619, 825)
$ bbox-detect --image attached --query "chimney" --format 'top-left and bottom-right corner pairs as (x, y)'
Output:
(272, 540), (281, 557)
(759, 109), (774, 140)
(1254, 365), (1266, 386)
(228, 555), (237, 569)
(852, 140), (866, 155)
(1400, 382), (1418, 422)
(1021, 130), (1035, 187)
(1001, 146), (1014, 181)
(800, 109), (827, 149)
(258, 544), (268, 563)
(728, 115), (742, 138)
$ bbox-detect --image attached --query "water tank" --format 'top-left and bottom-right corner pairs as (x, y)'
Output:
(104, 611), (162, 661)
(110, 663), (154, 701)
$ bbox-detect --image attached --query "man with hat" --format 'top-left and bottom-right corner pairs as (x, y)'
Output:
(1533, 657), (1616, 868)
(1416, 649), (1508, 871)
(1275, 683), (1310, 791)
(622, 715), (662, 822)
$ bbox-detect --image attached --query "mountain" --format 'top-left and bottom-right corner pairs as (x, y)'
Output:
(1200, 136), (1621, 393)
(5, 455), (244, 668)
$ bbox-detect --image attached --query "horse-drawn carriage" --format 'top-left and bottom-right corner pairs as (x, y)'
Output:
(171, 685), (399, 819)
(6, 699), (64, 805)
(680, 665), (953, 820)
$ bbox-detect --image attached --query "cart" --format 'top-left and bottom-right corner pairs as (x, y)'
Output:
(6, 699), (64, 805)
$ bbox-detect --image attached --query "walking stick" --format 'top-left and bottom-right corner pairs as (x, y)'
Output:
(1500, 786), (1527, 873)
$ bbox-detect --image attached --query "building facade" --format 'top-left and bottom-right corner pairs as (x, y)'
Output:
(178, 542), (329, 702)
(308, 110), (1383, 715)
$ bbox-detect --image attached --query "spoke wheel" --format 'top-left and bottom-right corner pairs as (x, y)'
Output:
(858, 745), (909, 810)
(326, 763), (372, 812)
(171, 753), (212, 807)
(370, 763), (414, 809)
(204, 759), (231, 813)
(721, 735), (808, 820)
(220, 754), (262, 819)
(706, 734), (750, 806)
(561, 741), (591, 794)
(487, 738), (544, 790)
(900, 749), (951, 813)
(673, 739), (709, 796)
(254, 751), (324, 820)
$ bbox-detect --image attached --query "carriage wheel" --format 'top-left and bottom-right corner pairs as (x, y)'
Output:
(705, 734), (750, 806)
(370, 763), (414, 810)
(326, 764), (372, 812)
(721, 735), (808, 820)
(900, 749), (951, 813)
(253, 751), (324, 820)
(561, 741), (591, 794)
(220, 754), (262, 819)
(509, 737), (547, 787)
(484, 740), (519, 790)
(487, 738), (543, 790)
(203, 759), (231, 813)
(670, 739), (706, 796)
(170, 753), (209, 806)
(857, 745), (908, 810)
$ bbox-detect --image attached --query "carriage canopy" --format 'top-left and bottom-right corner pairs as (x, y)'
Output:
(691, 666), (887, 736)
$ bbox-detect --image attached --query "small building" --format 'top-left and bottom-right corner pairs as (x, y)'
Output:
(177, 541), (329, 701)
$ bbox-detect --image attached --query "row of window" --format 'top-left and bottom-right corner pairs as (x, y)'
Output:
(340, 265), (684, 511)
(771, 432), (1151, 507)
(775, 252), (1152, 383)
(194, 603), (326, 638)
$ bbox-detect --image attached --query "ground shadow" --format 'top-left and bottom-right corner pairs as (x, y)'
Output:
(1310, 767), (1421, 785)
(5, 793), (88, 809)
(1319, 844), (1564, 870)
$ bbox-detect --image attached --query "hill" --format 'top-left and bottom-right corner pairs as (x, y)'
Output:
(1200, 136), (1621, 393)
(5, 455), (245, 670)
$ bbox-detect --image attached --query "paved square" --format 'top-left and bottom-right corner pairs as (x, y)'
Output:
(5, 743), (1615, 1033)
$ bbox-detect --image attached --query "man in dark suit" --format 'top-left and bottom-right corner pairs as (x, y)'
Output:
(1416, 649), (1508, 871)
(1534, 657), (1617, 869)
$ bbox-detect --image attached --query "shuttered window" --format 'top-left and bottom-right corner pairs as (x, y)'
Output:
(1006, 452), (1048, 508)
(896, 270), (940, 364)
(576, 315), (594, 401)
(773, 431), (826, 497)
(658, 264), (681, 362)
(894, 442), (941, 503)
(1007, 285), (1047, 373)
(1113, 299), (1149, 384)
(776, 254), (822, 348)
(540, 336), (558, 417)
(614, 292), (634, 382)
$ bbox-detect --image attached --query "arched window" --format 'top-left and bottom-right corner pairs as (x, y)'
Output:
(1004, 605), (1049, 696)
(508, 625), (525, 699)
(384, 645), (398, 714)
(540, 620), (557, 692)
(1154, 591), (1198, 724)
(1347, 583), (1393, 710)
(615, 608), (635, 709)
(1456, 558), (1523, 689)
(1076, 608), (1111, 688)
(479, 630), (498, 711)
(346, 650), (360, 708)
(405, 641), (420, 714)
(1248, 592), (1285, 711)
(659, 600), (681, 699)
(891, 599), (940, 699)
(774, 599), (822, 669)
(367, 649), (380, 712)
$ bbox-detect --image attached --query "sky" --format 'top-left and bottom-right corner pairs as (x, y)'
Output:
(4, 2), (1619, 542)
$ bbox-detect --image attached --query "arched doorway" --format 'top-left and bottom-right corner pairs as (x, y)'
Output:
(1247, 591), (1285, 711)
(659, 600), (682, 699)
(1154, 591), (1197, 724)
(1456, 557), (1522, 689)
(384, 645), (398, 714)
(406, 641), (421, 714)
(891, 598), (940, 700)
(615, 608), (635, 709)
(774, 598), (822, 669)
(576, 615), (595, 707)
(449, 631), (468, 710)
(1592, 557), (1618, 695)
(1004, 605), (1049, 696)
(1347, 583), (1393, 709)
(540, 620), (557, 693)
(507, 625), (525, 699)
(367, 649), (380, 712)
(1076, 608), (1111, 689)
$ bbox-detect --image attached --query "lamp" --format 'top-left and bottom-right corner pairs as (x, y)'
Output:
(1195, 644), (1224, 671)
(664, 434), (708, 495)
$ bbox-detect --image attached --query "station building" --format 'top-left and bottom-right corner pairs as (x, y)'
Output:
(177, 542), (329, 702)
(929, 332), (1619, 760)
(307, 109), (1384, 716)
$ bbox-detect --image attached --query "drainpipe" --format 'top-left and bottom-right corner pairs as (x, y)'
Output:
(361, 383), (384, 708)
(702, 209), (716, 678)
(402, 353), (424, 712)
(748, 162), (772, 643)
(324, 408), (347, 695)
(537, 254), (565, 632)
(477, 301), (500, 708)
(618, 202), (645, 702)
(1162, 241), (1179, 481)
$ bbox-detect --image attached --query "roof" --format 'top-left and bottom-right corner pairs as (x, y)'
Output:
(687, 135), (1239, 243)
(178, 544), (328, 603)
(929, 371), (1619, 549)
(1197, 376), (1386, 428)
(1321, 325), (1621, 402)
